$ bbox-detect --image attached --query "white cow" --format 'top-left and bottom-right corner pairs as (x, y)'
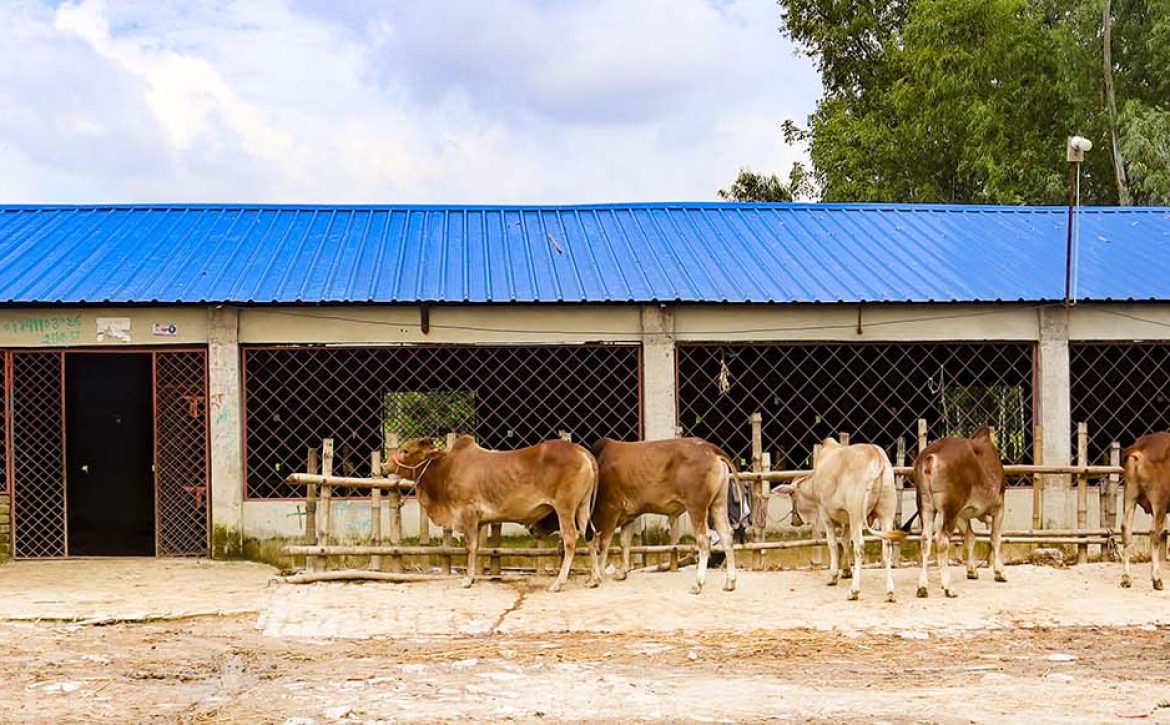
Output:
(798, 438), (906, 602)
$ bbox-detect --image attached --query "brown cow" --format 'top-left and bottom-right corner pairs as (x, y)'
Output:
(799, 439), (906, 601)
(587, 438), (739, 594)
(911, 427), (1006, 599)
(385, 436), (599, 592)
(1120, 432), (1170, 590)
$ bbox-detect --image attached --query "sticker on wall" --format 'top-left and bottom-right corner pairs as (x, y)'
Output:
(152, 322), (178, 337)
(96, 317), (132, 343)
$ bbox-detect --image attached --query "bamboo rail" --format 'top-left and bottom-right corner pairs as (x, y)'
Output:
(282, 417), (1131, 582)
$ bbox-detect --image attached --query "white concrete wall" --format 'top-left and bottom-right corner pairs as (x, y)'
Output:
(5, 300), (1170, 553)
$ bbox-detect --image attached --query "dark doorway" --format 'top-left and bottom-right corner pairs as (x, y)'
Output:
(66, 353), (155, 555)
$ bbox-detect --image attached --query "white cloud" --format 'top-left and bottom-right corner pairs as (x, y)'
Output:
(0, 0), (818, 203)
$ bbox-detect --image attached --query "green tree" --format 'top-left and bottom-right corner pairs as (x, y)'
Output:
(732, 0), (1170, 205)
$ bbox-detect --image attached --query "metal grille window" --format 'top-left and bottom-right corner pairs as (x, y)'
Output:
(243, 344), (642, 499)
(11, 352), (64, 558)
(154, 351), (209, 556)
(1071, 342), (1170, 463)
(677, 342), (1034, 472)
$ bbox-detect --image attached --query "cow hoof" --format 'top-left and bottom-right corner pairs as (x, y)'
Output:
(689, 583), (703, 595)
(827, 578), (838, 587)
(840, 570), (852, 579)
(916, 586), (928, 599)
(944, 588), (958, 599)
(1121, 575), (1133, 589)
(994, 572), (1007, 583)
(847, 590), (859, 601)
(460, 577), (474, 589)
(885, 592), (896, 604)
(613, 570), (628, 582)
(723, 579), (736, 592)
(585, 577), (600, 589)
(966, 570), (979, 580)
(1155, 579), (1164, 591)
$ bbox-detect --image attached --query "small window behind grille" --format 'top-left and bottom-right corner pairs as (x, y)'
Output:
(384, 390), (477, 442)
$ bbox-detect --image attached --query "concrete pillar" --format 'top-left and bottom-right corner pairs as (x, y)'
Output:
(209, 307), (244, 557)
(1037, 306), (1073, 527)
(640, 304), (677, 441)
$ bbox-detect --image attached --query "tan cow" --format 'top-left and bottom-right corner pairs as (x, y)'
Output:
(911, 427), (1006, 599)
(803, 439), (906, 601)
(587, 438), (738, 594)
(385, 436), (599, 592)
(786, 473), (884, 582)
(1120, 432), (1170, 590)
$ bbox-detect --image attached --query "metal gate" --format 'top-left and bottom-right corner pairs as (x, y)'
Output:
(7, 349), (208, 558)
(153, 350), (209, 556)
(11, 352), (65, 558)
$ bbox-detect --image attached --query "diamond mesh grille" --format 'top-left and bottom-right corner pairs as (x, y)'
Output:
(677, 342), (1035, 476)
(11, 352), (64, 558)
(155, 350), (209, 556)
(1070, 342), (1170, 463)
(243, 344), (642, 498)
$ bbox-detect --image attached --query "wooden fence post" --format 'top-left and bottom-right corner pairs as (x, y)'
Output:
(489, 524), (502, 577)
(305, 447), (319, 572)
(1032, 424), (1045, 530)
(750, 412), (764, 569)
(370, 451), (383, 572)
(810, 442), (823, 567)
(1077, 422), (1089, 564)
(320, 439), (334, 570)
(916, 419), (928, 457)
(385, 431), (403, 573)
(838, 432), (850, 446)
(1106, 441), (1121, 533)
(894, 436), (906, 567)
(441, 432), (456, 575)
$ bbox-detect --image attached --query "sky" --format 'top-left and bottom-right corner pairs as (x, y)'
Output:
(0, 0), (820, 204)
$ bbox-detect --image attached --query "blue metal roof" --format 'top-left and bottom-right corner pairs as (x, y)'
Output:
(0, 203), (1167, 304)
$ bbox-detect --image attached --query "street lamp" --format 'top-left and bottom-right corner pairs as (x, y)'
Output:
(1065, 136), (1093, 307)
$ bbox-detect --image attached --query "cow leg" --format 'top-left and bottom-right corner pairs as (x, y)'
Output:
(1121, 484), (1139, 588)
(550, 509), (578, 593)
(824, 514), (840, 586)
(615, 520), (637, 581)
(594, 521), (618, 582)
(958, 518), (977, 580)
(1151, 499), (1167, 591)
(709, 496), (738, 592)
(990, 504), (1006, 583)
(689, 507), (711, 595)
(938, 514), (957, 598)
(837, 522), (852, 580)
(880, 519), (895, 603)
(579, 498), (601, 589)
(917, 508), (934, 598)
(460, 518), (481, 589)
(847, 518), (864, 601)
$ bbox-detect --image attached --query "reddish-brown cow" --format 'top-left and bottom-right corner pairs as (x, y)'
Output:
(1120, 432), (1170, 590)
(587, 438), (738, 594)
(911, 427), (1006, 599)
(385, 436), (599, 592)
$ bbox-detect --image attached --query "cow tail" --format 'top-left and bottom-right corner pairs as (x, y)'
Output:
(864, 454), (908, 542)
(585, 452), (600, 540)
(900, 453), (934, 534)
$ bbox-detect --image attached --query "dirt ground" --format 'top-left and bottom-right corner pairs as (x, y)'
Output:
(2, 559), (1170, 723)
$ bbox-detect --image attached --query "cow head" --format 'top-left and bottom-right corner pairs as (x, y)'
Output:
(384, 437), (445, 479)
(789, 475), (818, 528)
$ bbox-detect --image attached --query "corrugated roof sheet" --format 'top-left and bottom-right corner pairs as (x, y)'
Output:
(0, 203), (1167, 304)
